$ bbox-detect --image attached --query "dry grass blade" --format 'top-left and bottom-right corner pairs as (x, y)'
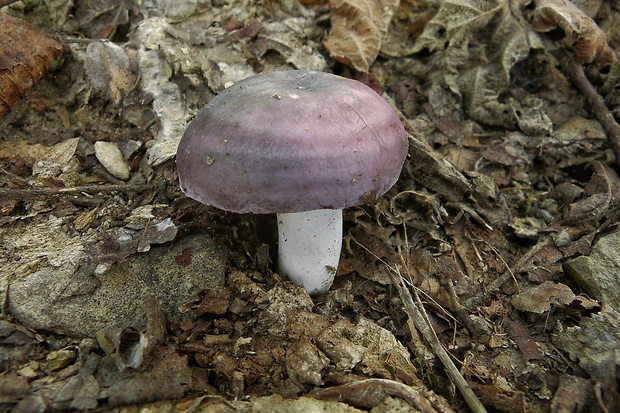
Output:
(353, 238), (488, 413)
(389, 271), (488, 413)
(462, 235), (553, 309)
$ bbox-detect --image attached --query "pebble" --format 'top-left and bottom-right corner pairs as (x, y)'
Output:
(45, 349), (76, 372)
(94, 141), (130, 180)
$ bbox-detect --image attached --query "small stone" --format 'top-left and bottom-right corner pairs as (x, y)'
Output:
(17, 364), (38, 379)
(564, 230), (620, 310)
(94, 141), (130, 180)
(45, 349), (76, 372)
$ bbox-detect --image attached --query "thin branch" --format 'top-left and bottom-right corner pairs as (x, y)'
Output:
(551, 48), (620, 164)
(352, 237), (488, 413)
(390, 272), (488, 413)
(0, 183), (157, 200)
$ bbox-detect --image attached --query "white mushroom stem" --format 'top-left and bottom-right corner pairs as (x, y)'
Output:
(277, 209), (342, 295)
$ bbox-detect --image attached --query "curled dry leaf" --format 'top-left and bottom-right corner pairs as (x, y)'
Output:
(251, 19), (327, 72)
(74, 0), (136, 39)
(0, 14), (62, 120)
(325, 0), (399, 72)
(410, 0), (548, 132)
(532, 0), (616, 66)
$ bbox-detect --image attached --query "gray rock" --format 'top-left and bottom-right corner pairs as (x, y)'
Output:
(564, 230), (620, 310)
(8, 233), (226, 337)
(94, 141), (130, 180)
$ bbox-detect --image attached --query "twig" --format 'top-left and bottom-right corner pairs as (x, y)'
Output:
(594, 382), (610, 413)
(352, 237), (488, 413)
(0, 183), (157, 200)
(391, 272), (488, 413)
(551, 48), (620, 163)
(475, 238), (520, 294)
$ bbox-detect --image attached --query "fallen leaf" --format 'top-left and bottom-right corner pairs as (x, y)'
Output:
(179, 287), (231, 315)
(411, 0), (550, 132)
(0, 372), (31, 399)
(103, 346), (191, 407)
(311, 378), (445, 412)
(324, 0), (399, 72)
(286, 337), (330, 386)
(504, 319), (544, 361)
(85, 42), (137, 105)
(469, 383), (527, 413)
(0, 14), (62, 120)
(532, 0), (616, 66)
(550, 375), (592, 412)
(175, 247), (193, 266)
(553, 309), (620, 408)
(511, 281), (576, 314)
(74, 0), (138, 39)
(252, 19), (327, 71)
(482, 132), (532, 166)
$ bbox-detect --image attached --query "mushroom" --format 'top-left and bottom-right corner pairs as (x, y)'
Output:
(176, 70), (408, 294)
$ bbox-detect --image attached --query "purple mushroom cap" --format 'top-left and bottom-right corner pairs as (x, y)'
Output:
(176, 70), (408, 214)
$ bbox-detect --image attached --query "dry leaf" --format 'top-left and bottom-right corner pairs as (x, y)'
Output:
(311, 378), (443, 411)
(324, 0), (399, 72)
(412, 0), (503, 55)
(411, 0), (548, 132)
(553, 308), (620, 408)
(511, 281), (576, 314)
(85, 42), (137, 105)
(251, 19), (327, 71)
(459, 4), (547, 131)
(74, 0), (136, 39)
(0, 14), (62, 120)
(550, 375), (593, 413)
(32, 138), (81, 177)
(104, 346), (191, 407)
(532, 0), (616, 66)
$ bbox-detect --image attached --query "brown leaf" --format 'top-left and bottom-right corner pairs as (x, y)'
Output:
(505, 319), (544, 361)
(0, 14), (62, 120)
(311, 378), (444, 412)
(74, 0), (136, 39)
(286, 337), (329, 386)
(532, 0), (616, 66)
(250, 20), (327, 71)
(179, 287), (231, 315)
(85, 42), (137, 105)
(469, 383), (527, 413)
(550, 375), (592, 412)
(511, 281), (576, 314)
(174, 247), (193, 266)
(105, 346), (191, 407)
(0, 372), (31, 398)
(324, 0), (399, 72)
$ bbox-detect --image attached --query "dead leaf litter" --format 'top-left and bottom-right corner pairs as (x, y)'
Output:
(1, 0), (620, 411)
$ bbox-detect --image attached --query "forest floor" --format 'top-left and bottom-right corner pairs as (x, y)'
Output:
(1, 0), (620, 412)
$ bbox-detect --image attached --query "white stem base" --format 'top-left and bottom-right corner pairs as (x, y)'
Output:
(277, 209), (343, 295)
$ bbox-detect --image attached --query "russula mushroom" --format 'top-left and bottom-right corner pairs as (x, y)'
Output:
(176, 70), (408, 294)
